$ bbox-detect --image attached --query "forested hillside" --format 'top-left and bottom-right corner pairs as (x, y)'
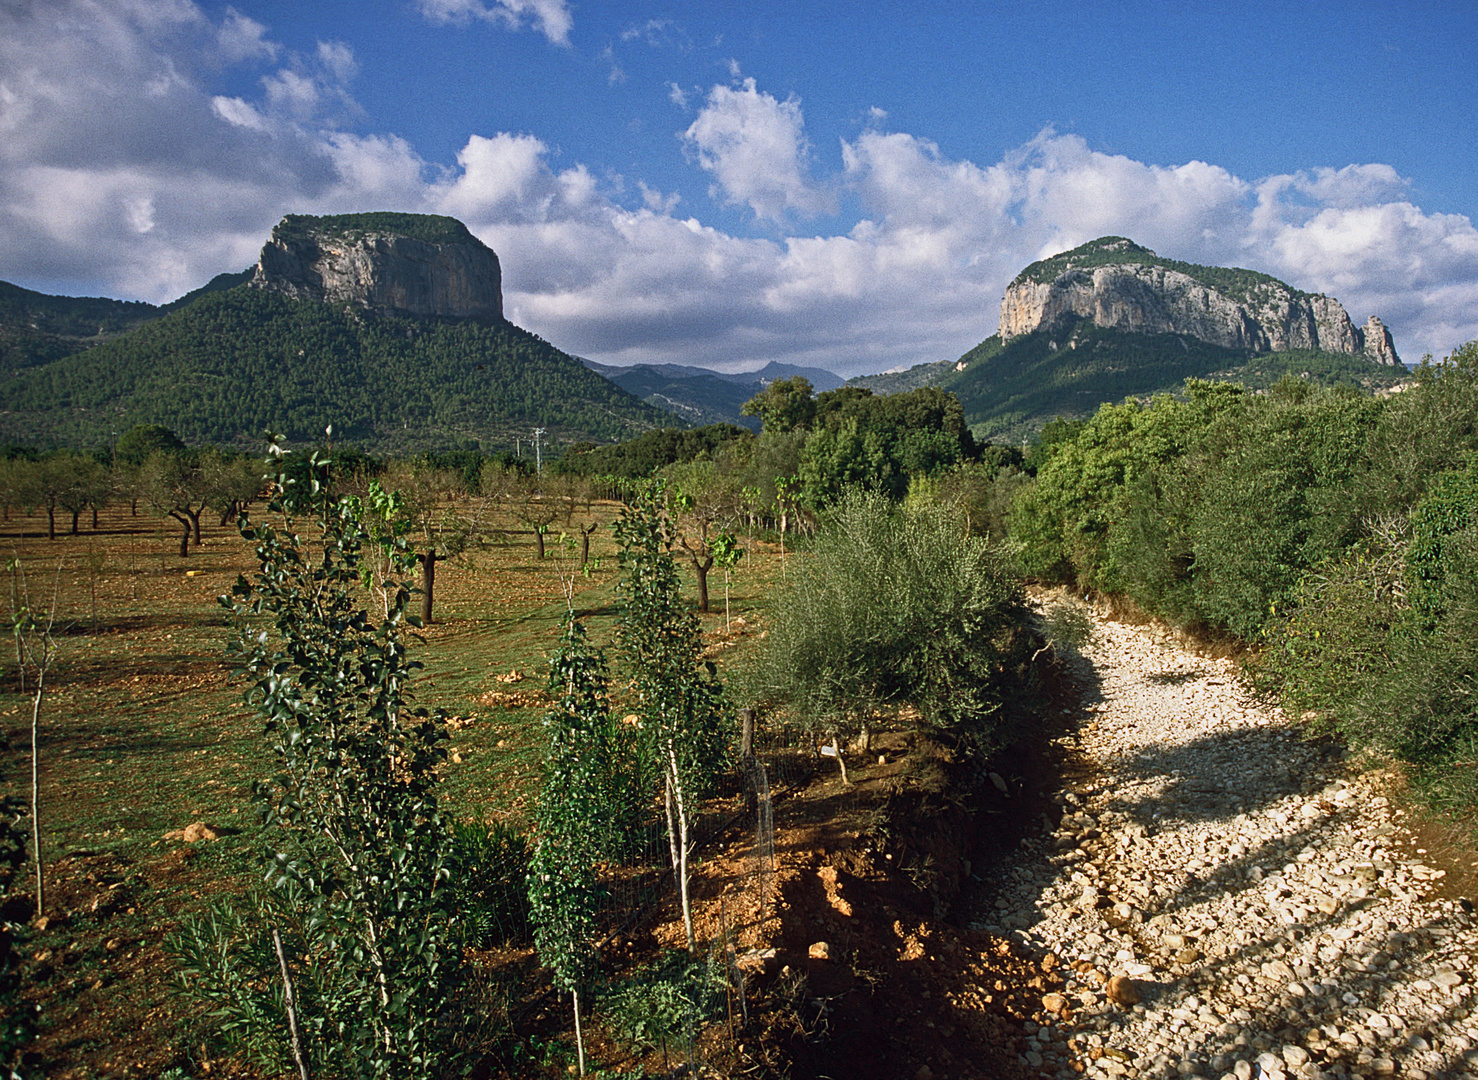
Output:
(853, 318), (1409, 442)
(0, 287), (668, 452)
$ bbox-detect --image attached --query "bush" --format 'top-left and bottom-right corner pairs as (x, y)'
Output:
(597, 949), (727, 1059)
(746, 488), (1027, 753)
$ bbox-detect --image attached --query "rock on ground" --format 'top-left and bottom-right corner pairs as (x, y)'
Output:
(971, 611), (1478, 1080)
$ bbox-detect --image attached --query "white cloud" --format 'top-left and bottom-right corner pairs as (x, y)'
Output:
(0, 10), (1474, 379)
(217, 7), (278, 64)
(681, 78), (835, 223)
(415, 0), (572, 47)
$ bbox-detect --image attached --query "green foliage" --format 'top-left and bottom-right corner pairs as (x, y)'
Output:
(0, 288), (666, 451)
(597, 949), (727, 1057)
(529, 617), (620, 994)
(747, 488), (1026, 752)
(115, 424), (186, 463)
(1008, 379), (1381, 637)
(190, 442), (470, 1077)
(449, 819), (531, 947)
(741, 376), (817, 433)
(795, 385), (976, 506)
(556, 423), (750, 479)
(1406, 455), (1478, 620)
(274, 212), (478, 247)
(613, 482), (728, 948)
(0, 278), (159, 339)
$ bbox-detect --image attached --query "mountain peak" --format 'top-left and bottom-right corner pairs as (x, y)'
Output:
(251, 212), (503, 320)
(1001, 236), (1399, 365)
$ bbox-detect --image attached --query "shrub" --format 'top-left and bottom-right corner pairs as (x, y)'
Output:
(746, 488), (1027, 755)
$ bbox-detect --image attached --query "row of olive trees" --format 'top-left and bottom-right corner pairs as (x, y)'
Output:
(0, 446), (261, 553)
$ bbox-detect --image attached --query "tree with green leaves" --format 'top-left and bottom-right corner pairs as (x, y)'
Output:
(614, 482), (728, 950)
(178, 441), (468, 1077)
(528, 617), (619, 1076)
(137, 449), (210, 557)
(746, 488), (1027, 768)
(740, 376), (816, 434)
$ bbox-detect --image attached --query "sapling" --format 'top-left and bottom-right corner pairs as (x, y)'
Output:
(614, 482), (727, 951)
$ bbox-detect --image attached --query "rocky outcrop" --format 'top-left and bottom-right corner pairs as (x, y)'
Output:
(1363, 315), (1399, 365)
(999, 239), (1401, 364)
(251, 213), (502, 320)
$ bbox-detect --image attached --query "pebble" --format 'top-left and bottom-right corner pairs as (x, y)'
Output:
(970, 609), (1478, 1080)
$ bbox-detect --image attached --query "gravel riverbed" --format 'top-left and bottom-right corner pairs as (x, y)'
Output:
(971, 613), (1478, 1080)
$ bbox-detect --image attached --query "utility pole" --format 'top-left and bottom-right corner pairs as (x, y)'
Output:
(533, 428), (546, 473)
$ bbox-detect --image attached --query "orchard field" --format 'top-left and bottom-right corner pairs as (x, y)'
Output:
(0, 489), (785, 1076)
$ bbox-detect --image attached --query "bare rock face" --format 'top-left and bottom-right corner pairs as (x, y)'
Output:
(999, 238), (1399, 363)
(252, 213), (502, 320)
(1363, 315), (1400, 366)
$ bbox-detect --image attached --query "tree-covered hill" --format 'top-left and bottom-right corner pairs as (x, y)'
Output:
(0, 286), (670, 452)
(579, 359), (842, 430)
(851, 318), (1410, 444)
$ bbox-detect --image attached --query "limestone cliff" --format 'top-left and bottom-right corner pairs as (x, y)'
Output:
(999, 238), (1400, 365)
(251, 212), (502, 320)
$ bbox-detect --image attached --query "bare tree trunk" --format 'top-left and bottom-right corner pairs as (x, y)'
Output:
(273, 927), (311, 1080)
(45, 505), (55, 541)
(533, 528), (546, 560)
(30, 682), (44, 918)
(573, 989), (587, 1077)
(69, 510), (80, 535)
(91, 505), (98, 530)
(419, 550), (437, 625)
(691, 556), (713, 613)
(169, 513), (190, 557)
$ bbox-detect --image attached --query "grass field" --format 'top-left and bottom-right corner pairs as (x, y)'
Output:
(0, 493), (785, 1076)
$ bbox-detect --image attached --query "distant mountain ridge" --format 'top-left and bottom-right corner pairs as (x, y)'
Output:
(1000, 237), (1399, 364)
(252, 212), (504, 321)
(581, 358), (843, 428)
(852, 236), (1409, 442)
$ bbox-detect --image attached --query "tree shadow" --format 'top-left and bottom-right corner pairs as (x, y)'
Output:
(988, 653), (1478, 1079)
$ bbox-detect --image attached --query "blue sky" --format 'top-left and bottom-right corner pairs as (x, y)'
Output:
(2, 0), (1476, 376)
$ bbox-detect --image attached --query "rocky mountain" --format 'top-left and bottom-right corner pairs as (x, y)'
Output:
(252, 212), (503, 320)
(1000, 237), (1399, 365)
(852, 237), (1409, 443)
(0, 213), (667, 451)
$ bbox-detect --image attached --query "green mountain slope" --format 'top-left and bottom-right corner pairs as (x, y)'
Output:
(852, 317), (1410, 444)
(0, 287), (669, 452)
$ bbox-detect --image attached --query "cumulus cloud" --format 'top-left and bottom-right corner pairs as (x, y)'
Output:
(682, 78), (836, 223)
(414, 0), (572, 47)
(0, 10), (1474, 379)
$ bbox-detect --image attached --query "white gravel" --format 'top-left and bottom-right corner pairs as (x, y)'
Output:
(971, 612), (1478, 1080)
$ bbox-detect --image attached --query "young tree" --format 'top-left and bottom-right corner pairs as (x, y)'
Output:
(614, 482), (728, 950)
(7, 560), (59, 919)
(528, 617), (617, 1076)
(511, 472), (562, 560)
(192, 441), (469, 1076)
(665, 460), (739, 614)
